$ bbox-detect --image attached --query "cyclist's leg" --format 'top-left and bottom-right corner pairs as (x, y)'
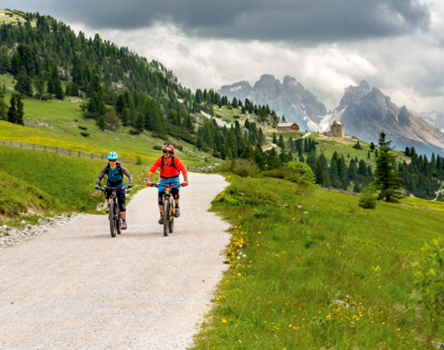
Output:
(105, 189), (112, 212)
(170, 178), (181, 217)
(116, 189), (126, 219)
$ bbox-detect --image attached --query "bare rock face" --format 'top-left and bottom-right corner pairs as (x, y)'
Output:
(337, 80), (444, 155)
(219, 74), (326, 129)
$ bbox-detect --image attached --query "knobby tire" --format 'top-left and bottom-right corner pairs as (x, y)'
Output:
(163, 199), (168, 237)
(109, 201), (116, 238)
(168, 198), (174, 234)
(116, 202), (122, 235)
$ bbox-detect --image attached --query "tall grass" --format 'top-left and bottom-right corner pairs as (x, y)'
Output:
(191, 175), (444, 349)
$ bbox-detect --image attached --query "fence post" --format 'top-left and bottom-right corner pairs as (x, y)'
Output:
(20, 142), (23, 149)
(69, 150), (71, 156)
(32, 144), (35, 150)
(78, 151), (80, 157)
(44, 145), (46, 152)
(91, 153), (93, 159)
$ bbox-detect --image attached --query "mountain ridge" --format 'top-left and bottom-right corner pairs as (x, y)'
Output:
(220, 75), (444, 156)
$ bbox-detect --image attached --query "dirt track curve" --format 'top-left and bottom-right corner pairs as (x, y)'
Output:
(0, 173), (230, 350)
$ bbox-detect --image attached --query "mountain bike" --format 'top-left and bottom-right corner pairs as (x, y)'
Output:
(152, 183), (183, 237)
(100, 186), (128, 238)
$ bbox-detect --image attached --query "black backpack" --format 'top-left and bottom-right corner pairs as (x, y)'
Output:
(105, 161), (123, 178)
(161, 155), (178, 171)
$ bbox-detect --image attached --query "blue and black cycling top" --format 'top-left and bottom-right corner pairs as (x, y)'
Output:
(95, 163), (133, 189)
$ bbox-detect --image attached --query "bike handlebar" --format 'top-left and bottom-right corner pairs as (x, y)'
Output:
(99, 186), (130, 191)
(149, 183), (184, 188)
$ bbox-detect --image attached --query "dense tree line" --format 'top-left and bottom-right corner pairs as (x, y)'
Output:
(399, 146), (443, 199)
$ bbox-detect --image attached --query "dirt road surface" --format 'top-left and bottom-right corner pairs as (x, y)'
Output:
(0, 173), (230, 350)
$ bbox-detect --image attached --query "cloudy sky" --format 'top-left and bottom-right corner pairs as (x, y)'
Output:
(4, 0), (444, 114)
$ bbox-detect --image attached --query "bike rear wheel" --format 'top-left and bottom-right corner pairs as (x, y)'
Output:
(163, 199), (168, 237)
(109, 201), (116, 238)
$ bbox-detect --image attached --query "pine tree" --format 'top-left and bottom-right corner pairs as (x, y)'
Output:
(0, 88), (7, 120)
(7, 94), (17, 124)
(253, 143), (265, 169)
(16, 94), (24, 125)
(374, 131), (403, 202)
(71, 54), (83, 86)
(0, 54), (10, 74)
(14, 67), (33, 96)
(98, 114), (106, 131)
(314, 161), (324, 185)
(33, 74), (45, 100)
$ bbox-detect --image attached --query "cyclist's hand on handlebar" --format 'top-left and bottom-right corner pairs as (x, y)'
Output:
(95, 185), (100, 190)
(127, 185), (132, 189)
(146, 181), (153, 187)
(182, 181), (188, 186)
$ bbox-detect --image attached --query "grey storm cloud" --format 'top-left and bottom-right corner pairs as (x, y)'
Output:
(6, 0), (430, 43)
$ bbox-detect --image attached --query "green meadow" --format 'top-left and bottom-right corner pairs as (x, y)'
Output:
(0, 146), (150, 226)
(191, 175), (444, 349)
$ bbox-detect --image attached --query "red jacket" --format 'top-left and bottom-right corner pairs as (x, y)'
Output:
(149, 155), (187, 179)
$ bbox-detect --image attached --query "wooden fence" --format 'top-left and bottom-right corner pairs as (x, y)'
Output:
(0, 140), (130, 164)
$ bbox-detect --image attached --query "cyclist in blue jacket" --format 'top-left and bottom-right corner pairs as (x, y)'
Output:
(95, 152), (133, 229)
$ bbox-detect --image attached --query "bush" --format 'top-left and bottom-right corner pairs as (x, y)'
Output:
(78, 125), (87, 130)
(153, 145), (163, 150)
(135, 155), (143, 165)
(230, 159), (260, 178)
(80, 131), (90, 137)
(412, 239), (444, 317)
(171, 144), (183, 151)
(283, 161), (318, 195)
(129, 129), (142, 135)
(358, 184), (377, 209)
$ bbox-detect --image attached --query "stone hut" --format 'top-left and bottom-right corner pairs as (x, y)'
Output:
(276, 122), (299, 132)
(325, 121), (345, 137)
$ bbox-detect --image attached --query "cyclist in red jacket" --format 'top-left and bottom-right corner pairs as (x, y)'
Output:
(146, 144), (188, 224)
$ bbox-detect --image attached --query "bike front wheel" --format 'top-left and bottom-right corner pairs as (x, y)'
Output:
(163, 199), (168, 237)
(116, 203), (122, 235)
(109, 201), (116, 238)
(168, 198), (174, 234)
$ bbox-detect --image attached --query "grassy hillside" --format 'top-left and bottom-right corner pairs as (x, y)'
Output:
(191, 175), (444, 349)
(1, 74), (209, 167)
(0, 146), (150, 226)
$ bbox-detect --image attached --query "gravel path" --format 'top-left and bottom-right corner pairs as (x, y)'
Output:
(0, 173), (230, 350)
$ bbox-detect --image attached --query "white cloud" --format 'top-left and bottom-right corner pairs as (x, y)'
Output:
(69, 0), (444, 116)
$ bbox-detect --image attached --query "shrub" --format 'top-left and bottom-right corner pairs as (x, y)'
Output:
(78, 125), (87, 130)
(358, 184), (377, 209)
(129, 129), (142, 135)
(80, 131), (90, 137)
(135, 155), (143, 165)
(284, 161), (318, 195)
(230, 159), (260, 178)
(214, 160), (232, 173)
(171, 144), (183, 151)
(153, 145), (163, 150)
(353, 141), (363, 150)
(412, 239), (444, 336)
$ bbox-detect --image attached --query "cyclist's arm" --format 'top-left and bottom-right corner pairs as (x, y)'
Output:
(147, 158), (162, 181)
(95, 166), (108, 187)
(175, 157), (188, 182)
(120, 166), (133, 187)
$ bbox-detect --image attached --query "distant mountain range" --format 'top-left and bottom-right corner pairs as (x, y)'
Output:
(219, 76), (444, 156)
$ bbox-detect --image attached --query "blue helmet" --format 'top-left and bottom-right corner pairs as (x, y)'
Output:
(107, 151), (118, 160)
